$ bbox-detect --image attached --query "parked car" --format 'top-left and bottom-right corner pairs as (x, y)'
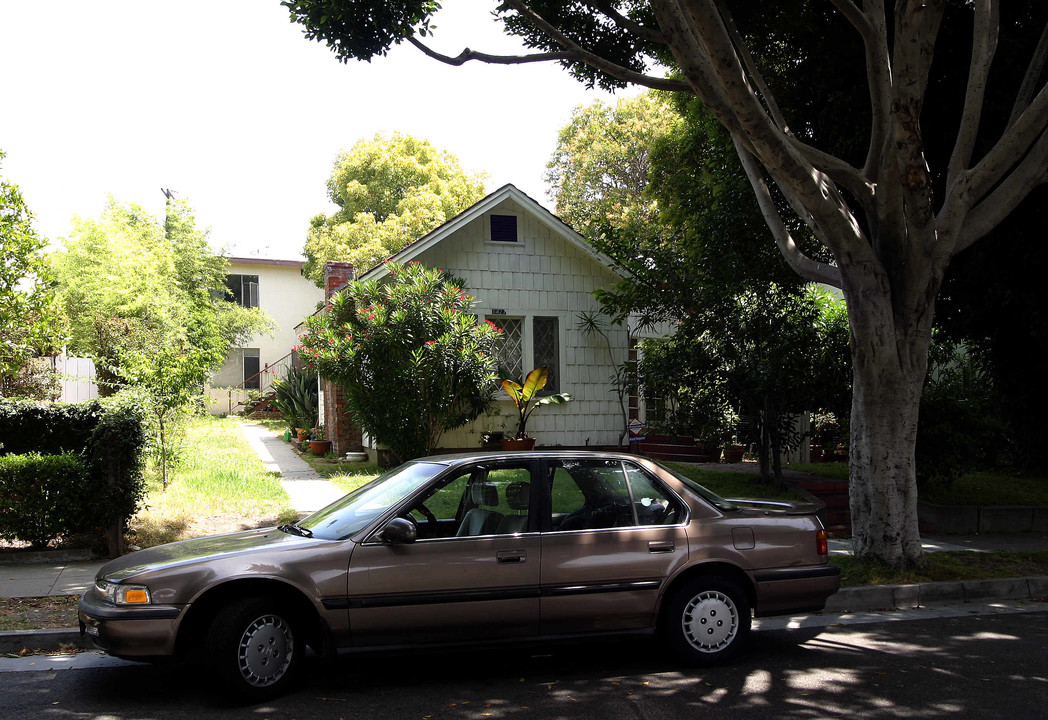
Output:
(79, 451), (839, 700)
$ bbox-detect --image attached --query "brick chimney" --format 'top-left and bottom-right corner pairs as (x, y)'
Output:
(319, 260), (364, 457)
(324, 261), (355, 302)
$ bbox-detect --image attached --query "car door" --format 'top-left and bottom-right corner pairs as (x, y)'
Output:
(539, 458), (690, 634)
(347, 460), (541, 646)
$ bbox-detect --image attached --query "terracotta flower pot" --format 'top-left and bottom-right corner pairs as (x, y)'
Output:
(500, 437), (536, 451)
(309, 440), (332, 456)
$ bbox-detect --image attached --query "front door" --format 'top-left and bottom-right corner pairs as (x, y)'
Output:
(347, 460), (540, 646)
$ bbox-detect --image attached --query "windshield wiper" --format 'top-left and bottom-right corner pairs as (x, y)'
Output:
(278, 523), (313, 538)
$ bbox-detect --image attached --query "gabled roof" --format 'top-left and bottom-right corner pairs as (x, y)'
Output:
(358, 184), (617, 281)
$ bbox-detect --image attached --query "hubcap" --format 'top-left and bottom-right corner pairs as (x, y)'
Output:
(681, 590), (738, 653)
(237, 614), (293, 687)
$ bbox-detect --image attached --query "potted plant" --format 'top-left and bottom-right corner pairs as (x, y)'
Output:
(500, 367), (572, 450)
(309, 426), (332, 456)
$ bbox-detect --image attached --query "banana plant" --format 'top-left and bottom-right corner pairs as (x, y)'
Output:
(502, 367), (572, 440)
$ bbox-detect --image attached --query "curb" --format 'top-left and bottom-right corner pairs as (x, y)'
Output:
(3, 576), (1046, 655)
(0, 627), (89, 654)
(824, 575), (1048, 613)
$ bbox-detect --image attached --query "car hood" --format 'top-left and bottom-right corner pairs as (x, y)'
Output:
(98, 526), (321, 582)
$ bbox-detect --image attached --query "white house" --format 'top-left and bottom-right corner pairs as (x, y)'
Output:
(338, 184), (636, 454)
(207, 256), (324, 415)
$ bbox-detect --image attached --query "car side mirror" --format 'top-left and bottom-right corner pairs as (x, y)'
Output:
(380, 517), (417, 544)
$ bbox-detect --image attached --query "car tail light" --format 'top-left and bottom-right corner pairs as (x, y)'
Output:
(816, 529), (828, 556)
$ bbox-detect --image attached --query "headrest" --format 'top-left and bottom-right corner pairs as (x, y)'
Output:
(470, 481), (499, 507)
(505, 481), (530, 512)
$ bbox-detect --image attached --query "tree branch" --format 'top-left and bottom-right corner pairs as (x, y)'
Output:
(962, 81), (1048, 204)
(585, 1), (666, 45)
(955, 128), (1048, 252)
(1008, 21), (1048, 130)
(788, 137), (873, 210)
(497, 0), (691, 93)
(734, 139), (843, 289)
(852, 0), (892, 179)
(407, 35), (573, 66)
(716, 0), (789, 133)
(947, 2), (998, 180)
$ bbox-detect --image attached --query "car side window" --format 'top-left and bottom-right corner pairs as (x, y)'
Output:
(624, 463), (683, 525)
(549, 459), (634, 531)
(407, 463), (532, 538)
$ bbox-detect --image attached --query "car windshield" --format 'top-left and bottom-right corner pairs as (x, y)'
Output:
(296, 461), (447, 540)
(663, 466), (739, 512)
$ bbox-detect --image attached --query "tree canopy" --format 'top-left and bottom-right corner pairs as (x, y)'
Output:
(549, 93), (850, 483)
(0, 150), (65, 398)
(284, 1), (1048, 567)
(303, 133), (487, 284)
(51, 196), (270, 393)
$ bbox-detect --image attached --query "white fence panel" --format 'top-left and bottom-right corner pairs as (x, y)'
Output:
(54, 356), (99, 402)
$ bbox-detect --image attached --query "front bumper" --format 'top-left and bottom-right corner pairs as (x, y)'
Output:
(78, 590), (185, 658)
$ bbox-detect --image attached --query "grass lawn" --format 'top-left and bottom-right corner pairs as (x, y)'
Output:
(787, 462), (1048, 507)
(662, 462), (807, 502)
(919, 471), (1048, 506)
(833, 550), (1048, 588)
(130, 416), (297, 547)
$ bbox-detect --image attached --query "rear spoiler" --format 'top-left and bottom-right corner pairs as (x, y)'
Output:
(723, 498), (822, 515)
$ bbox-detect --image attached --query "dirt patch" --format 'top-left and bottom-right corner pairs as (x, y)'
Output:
(0, 596), (81, 631)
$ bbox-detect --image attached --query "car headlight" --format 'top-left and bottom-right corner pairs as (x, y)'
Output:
(95, 578), (152, 606)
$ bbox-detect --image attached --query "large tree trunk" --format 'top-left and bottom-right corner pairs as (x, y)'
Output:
(844, 267), (936, 567)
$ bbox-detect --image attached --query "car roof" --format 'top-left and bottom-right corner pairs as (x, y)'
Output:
(411, 450), (648, 468)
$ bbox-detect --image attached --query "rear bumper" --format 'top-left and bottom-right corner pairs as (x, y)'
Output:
(78, 591), (184, 658)
(752, 565), (842, 617)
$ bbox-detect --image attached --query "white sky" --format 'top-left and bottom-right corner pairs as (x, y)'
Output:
(1, 1), (632, 260)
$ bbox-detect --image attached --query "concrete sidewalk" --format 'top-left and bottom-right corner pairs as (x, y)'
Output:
(238, 421), (346, 514)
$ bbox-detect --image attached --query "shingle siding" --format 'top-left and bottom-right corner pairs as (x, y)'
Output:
(410, 198), (628, 450)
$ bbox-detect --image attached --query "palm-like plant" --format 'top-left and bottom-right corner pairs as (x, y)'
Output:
(272, 368), (320, 433)
(502, 367), (572, 440)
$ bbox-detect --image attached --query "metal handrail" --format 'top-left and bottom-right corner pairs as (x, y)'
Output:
(227, 351), (302, 414)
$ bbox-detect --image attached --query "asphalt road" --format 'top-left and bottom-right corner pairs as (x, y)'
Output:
(2, 606), (1046, 720)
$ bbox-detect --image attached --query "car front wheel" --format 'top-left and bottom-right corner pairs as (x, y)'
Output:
(665, 576), (750, 665)
(207, 596), (303, 701)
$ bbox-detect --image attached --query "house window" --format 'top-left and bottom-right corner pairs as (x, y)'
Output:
(533, 316), (559, 393)
(243, 349), (261, 389)
(226, 274), (259, 308)
(489, 317), (523, 382)
(490, 214), (518, 243)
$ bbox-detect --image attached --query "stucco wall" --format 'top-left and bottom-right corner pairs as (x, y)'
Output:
(207, 258), (323, 414)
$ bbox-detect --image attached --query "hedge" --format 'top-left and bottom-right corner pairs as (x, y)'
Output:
(0, 398), (147, 555)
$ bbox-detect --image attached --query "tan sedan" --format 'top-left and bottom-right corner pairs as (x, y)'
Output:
(79, 451), (839, 700)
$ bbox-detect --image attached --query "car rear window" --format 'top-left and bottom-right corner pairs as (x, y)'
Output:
(663, 466), (739, 512)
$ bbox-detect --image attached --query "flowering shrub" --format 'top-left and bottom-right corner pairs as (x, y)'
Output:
(298, 261), (501, 464)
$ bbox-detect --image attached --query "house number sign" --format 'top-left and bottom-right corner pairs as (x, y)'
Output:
(490, 308), (507, 315)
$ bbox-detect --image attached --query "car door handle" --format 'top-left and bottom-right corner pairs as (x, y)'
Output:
(648, 540), (675, 554)
(497, 550), (527, 564)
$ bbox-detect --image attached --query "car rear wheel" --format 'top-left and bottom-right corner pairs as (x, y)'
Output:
(206, 596), (303, 701)
(665, 576), (750, 665)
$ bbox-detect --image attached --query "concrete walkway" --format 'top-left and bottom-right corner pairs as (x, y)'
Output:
(238, 421), (346, 515)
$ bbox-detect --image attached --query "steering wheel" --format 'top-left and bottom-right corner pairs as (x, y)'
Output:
(406, 503), (439, 529)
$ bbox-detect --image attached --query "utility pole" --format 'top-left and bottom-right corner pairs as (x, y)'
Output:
(161, 188), (176, 240)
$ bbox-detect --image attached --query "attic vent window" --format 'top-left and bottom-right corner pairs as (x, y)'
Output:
(490, 214), (518, 242)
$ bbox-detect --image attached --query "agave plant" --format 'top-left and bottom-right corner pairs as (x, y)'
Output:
(272, 368), (320, 433)
(502, 367), (572, 440)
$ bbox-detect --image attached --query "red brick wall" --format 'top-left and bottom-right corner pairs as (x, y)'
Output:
(324, 379), (363, 455)
(321, 261), (363, 456)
